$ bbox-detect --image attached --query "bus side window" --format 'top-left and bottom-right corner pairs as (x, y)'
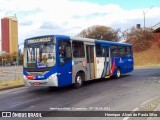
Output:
(102, 47), (109, 57)
(119, 46), (126, 57)
(96, 44), (102, 57)
(59, 40), (71, 65)
(72, 41), (85, 58)
(111, 46), (119, 57)
(126, 46), (132, 56)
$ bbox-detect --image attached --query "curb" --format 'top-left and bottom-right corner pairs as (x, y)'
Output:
(0, 85), (24, 91)
(134, 66), (160, 69)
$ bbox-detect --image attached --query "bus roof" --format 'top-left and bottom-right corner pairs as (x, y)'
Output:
(24, 35), (132, 46)
(70, 37), (95, 42)
(25, 35), (54, 41)
(95, 39), (132, 46)
(70, 37), (132, 46)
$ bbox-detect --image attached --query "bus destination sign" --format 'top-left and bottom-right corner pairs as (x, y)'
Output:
(27, 37), (53, 44)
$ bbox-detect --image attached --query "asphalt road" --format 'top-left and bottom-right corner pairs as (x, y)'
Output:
(0, 68), (160, 120)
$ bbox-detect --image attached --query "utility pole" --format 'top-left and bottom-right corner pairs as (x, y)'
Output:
(143, 6), (153, 30)
(143, 10), (145, 30)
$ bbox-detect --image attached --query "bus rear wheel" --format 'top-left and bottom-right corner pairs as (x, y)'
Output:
(74, 73), (84, 89)
(115, 68), (121, 79)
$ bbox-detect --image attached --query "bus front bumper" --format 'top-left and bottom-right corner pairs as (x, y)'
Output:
(23, 73), (58, 87)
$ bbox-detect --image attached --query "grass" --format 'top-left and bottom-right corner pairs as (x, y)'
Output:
(0, 78), (24, 90)
(134, 42), (160, 67)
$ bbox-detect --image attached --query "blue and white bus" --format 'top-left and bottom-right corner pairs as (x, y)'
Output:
(23, 35), (134, 88)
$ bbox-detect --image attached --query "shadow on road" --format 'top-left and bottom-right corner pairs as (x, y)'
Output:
(25, 74), (132, 95)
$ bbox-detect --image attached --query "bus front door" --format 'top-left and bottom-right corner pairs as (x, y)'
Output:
(86, 45), (95, 79)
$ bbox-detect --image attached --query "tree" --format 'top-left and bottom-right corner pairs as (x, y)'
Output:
(123, 27), (154, 52)
(11, 52), (18, 62)
(77, 25), (120, 42)
(19, 53), (24, 65)
(0, 52), (24, 66)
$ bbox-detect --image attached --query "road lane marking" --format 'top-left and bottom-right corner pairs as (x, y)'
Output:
(132, 107), (139, 111)
(11, 97), (40, 108)
(140, 96), (159, 106)
(8, 90), (26, 94)
(122, 107), (139, 120)
(0, 87), (26, 95)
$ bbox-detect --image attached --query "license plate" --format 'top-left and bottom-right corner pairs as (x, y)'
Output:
(33, 82), (40, 85)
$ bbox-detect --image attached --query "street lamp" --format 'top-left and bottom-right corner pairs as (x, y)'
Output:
(143, 6), (153, 30)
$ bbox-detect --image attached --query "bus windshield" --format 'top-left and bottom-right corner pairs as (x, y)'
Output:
(23, 43), (56, 68)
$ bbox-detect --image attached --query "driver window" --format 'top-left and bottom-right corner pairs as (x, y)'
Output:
(59, 40), (71, 65)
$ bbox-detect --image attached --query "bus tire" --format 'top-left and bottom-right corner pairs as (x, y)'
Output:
(48, 87), (57, 91)
(115, 67), (121, 79)
(74, 73), (84, 89)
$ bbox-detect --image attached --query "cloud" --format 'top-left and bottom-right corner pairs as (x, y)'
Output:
(20, 21), (33, 26)
(40, 22), (61, 30)
(0, 0), (160, 45)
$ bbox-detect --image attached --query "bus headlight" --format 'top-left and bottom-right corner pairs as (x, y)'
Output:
(49, 76), (52, 80)
(23, 75), (27, 79)
(49, 73), (57, 80)
(72, 61), (74, 65)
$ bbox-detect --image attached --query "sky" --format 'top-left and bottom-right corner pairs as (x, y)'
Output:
(0, 0), (160, 48)
(77, 0), (160, 9)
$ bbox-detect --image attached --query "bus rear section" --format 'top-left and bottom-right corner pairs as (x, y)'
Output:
(95, 40), (134, 79)
(110, 44), (134, 78)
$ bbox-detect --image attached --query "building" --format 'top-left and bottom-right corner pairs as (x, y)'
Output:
(1, 16), (18, 53)
(152, 22), (160, 44)
(152, 22), (160, 32)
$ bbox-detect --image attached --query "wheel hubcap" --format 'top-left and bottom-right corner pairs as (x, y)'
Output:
(117, 70), (120, 77)
(77, 76), (82, 85)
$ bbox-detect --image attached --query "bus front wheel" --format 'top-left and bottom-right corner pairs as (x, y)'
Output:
(74, 73), (84, 89)
(115, 68), (121, 79)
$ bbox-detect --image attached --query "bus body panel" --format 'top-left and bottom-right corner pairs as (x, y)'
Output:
(56, 60), (72, 87)
(72, 58), (87, 83)
(111, 52), (134, 76)
(95, 57), (105, 78)
(71, 38), (88, 83)
(55, 35), (72, 87)
(23, 67), (58, 86)
(71, 38), (96, 82)
(112, 59), (133, 75)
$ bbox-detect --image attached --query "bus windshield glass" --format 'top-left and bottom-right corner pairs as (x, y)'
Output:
(24, 43), (56, 68)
